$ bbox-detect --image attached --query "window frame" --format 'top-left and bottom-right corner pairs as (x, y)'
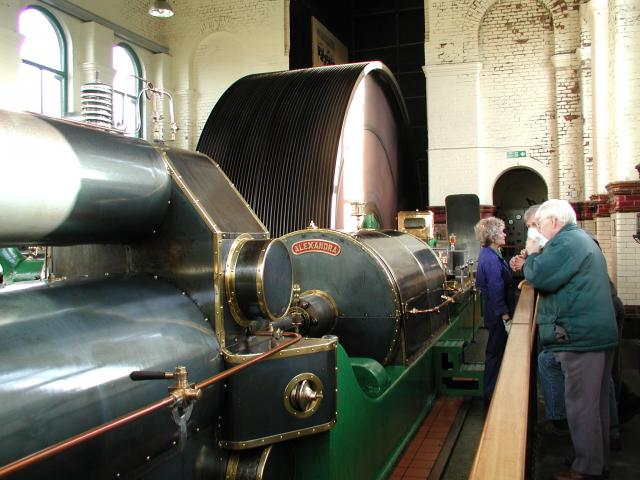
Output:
(112, 42), (144, 138)
(18, 5), (68, 116)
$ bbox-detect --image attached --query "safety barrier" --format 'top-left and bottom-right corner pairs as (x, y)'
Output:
(469, 281), (538, 479)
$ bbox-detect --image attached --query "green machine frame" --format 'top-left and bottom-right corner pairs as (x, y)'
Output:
(294, 295), (481, 480)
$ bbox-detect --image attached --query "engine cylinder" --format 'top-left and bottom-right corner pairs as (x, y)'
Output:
(0, 109), (170, 246)
(281, 229), (447, 365)
(0, 275), (223, 476)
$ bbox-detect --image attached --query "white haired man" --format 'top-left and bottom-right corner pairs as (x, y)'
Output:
(524, 199), (618, 480)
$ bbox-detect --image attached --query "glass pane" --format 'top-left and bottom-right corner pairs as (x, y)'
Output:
(18, 63), (42, 113)
(113, 46), (138, 96)
(123, 96), (138, 135)
(113, 91), (125, 129)
(19, 8), (63, 70)
(42, 71), (63, 118)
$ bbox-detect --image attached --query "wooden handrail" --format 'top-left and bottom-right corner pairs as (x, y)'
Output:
(469, 281), (538, 480)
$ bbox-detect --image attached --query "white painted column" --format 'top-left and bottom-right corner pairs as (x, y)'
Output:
(173, 88), (197, 151)
(609, 0), (640, 181)
(591, 0), (611, 193)
(0, 1), (22, 111)
(75, 22), (115, 113)
(578, 45), (594, 199)
(578, 2), (595, 200)
(144, 52), (175, 142)
(552, 52), (583, 201)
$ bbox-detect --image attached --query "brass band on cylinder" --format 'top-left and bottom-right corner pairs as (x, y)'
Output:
(225, 236), (293, 326)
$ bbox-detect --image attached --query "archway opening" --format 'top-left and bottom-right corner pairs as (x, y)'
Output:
(493, 168), (548, 253)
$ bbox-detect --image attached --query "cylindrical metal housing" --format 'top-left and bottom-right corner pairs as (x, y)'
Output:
(197, 62), (410, 237)
(227, 445), (293, 480)
(281, 229), (446, 364)
(298, 290), (339, 337)
(0, 109), (171, 245)
(354, 229), (445, 311)
(225, 237), (293, 325)
(0, 275), (223, 476)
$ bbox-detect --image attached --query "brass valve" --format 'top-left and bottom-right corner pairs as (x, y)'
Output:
(289, 379), (324, 412)
(168, 366), (202, 404)
(129, 365), (202, 406)
(289, 284), (305, 333)
(283, 373), (324, 418)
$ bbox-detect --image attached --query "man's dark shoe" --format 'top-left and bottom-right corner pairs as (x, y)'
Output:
(610, 436), (622, 452)
(564, 464), (611, 479)
(618, 384), (640, 424)
(539, 420), (569, 436)
(553, 468), (603, 480)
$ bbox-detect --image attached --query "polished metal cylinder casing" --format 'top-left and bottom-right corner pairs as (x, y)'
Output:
(0, 275), (223, 475)
(281, 229), (446, 365)
(0, 109), (170, 245)
(354, 230), (445, 310)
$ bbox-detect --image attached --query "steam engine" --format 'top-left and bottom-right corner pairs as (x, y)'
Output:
(0, 64), (474, 480)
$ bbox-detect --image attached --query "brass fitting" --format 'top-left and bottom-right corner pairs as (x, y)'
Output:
(167, 366), (202, 405)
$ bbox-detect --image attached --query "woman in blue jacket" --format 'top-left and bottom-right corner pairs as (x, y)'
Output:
(474, 217), (515, 404)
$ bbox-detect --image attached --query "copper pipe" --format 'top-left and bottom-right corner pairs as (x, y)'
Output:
(408, 284), (475, 314)
(196, 331), (301, 390)
(0, 331), (301, 478)
(0, 396), (174, 478)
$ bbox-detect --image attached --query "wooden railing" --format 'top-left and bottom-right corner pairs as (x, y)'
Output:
(469, 281), (538, 480)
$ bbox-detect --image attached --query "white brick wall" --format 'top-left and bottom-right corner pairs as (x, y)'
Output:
(4, 0), (288, 148)
(611, 212), (640, 304)
(579, 7), (594, 198)
(552, 53), (583, 200)
(425, 0), (640, 305)
(596, 216), (615, 281)
(609, 0), (640, 181)
(478, 0), (556, 203)
(425, 0), (571, 204)
(66, 0), (164, 46)
(426, 62), (482, 203)
(426, 0), (583, 206)
(479, 0), (555, 164)
(580, 218), (596, 235)
(163, 0), (288, 149)
(590, 0), (611, 194)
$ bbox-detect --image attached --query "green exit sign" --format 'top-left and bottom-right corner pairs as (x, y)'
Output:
(507, 151), (526, 158)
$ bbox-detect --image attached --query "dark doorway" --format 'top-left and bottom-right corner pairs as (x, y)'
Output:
(493, 168), (548, 256)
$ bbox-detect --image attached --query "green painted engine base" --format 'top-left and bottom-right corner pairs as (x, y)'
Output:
(435, 295), (485, 397)
(0, 247), (44, 284)
(293, 295), (481, 480)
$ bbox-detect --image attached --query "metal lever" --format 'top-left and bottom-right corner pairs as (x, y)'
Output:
(129, 370), (172, 381)
(129, 366), (202, 404)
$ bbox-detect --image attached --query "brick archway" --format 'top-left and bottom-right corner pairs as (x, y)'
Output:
(461, 0), (580, 60)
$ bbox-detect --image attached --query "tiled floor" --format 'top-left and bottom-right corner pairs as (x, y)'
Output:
(389, 396), (464, 480)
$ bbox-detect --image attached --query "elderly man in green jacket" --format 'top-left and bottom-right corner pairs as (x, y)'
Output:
(524, 199), (618, 480)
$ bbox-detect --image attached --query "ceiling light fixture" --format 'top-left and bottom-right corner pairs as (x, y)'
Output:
(148, 0), (174, 18)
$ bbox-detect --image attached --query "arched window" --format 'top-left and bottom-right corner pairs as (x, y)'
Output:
(113, 44), (143, 137)
(18, 6), (67, 117)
